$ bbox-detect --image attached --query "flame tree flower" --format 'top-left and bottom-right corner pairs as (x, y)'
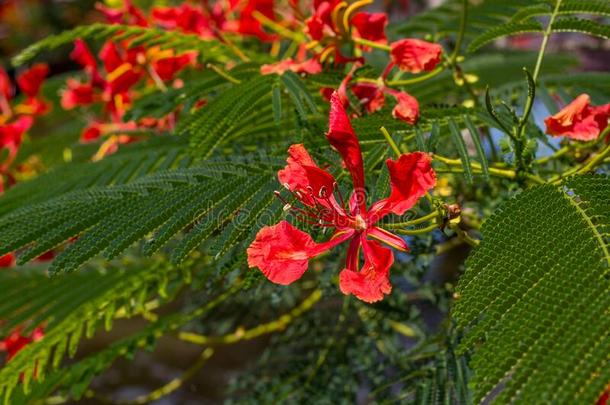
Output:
(247, 92), (435, 303)
(544, 93), (610, 141)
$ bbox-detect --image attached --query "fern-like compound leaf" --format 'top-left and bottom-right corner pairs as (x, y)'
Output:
(453, 174), (610, 404)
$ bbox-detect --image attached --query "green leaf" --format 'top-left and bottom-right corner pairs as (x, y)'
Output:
(454, 175), (610, 404)
(448, 118), (473, 184)
(462, 115), (489, 181)
(272, 82), (282, 125)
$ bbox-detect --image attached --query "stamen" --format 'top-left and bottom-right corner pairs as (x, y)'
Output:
(283, 204), (292, 211)
(318, 185), (328, 198)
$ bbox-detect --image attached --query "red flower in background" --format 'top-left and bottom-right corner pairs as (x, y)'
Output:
(261, 58), (322, 75)
(247, 93), (435, 302)
(237, 0), (277, 41)
(0, 325), (44, 363)
(351, 12), (387, 44)
(151, 3), (214, 38)
(544, 94), (610, 141)
(12, 63), (50, 116)
(0, 116), (33, 172)
(388, 89), (419, 125)
(390, 39), (442, 73)
(16, 63), (48, 98)
(60, 79), (95, 110)
(0, 253), (15, 267)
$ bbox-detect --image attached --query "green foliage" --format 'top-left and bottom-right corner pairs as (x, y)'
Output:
(12, 23), (248, 67)
(0, 257), (200, 402)
(453, 175), (610, 404)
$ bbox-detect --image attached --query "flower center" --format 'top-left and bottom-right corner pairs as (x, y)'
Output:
(354, 214), (367, 231)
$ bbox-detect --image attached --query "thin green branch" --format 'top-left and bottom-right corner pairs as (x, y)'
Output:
(532, 0), (563, 82)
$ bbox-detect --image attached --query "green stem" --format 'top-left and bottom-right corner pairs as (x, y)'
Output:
(384, 210), (440, 229)
(386, 67), (444, 86)
(380, 126), (402, 157)
(351, 37), (391, 51)
(394, 222), (439, 235)
(532, 0), (563, 82)
(450, 0), (468, 64)
(550, 143), (610, 183)
(449, 222), (480, 247)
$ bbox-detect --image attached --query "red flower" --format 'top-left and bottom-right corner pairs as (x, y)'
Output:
(152, 52), (196, 81)
(389, 90), (419, 125)
(237, 0), (276, 41)
(61, 79), (95, 110)
(96, 0), (148, 27)
(0, 325), (44, 362)
(351, 83), (386, 113)
(390, 39), (442, 73)
(305, 1), (336, 41)
(598, 387), (610, 405)
(81, 122), (102, 142)
(0, 253), (15, 267)
(261, 58), (322, 75)
(247, 92), (436, 302)
(0, 67), (12, 101)
(544, 94), (610, 141)
(16, 63), (48, 98)
(0, 116), (33, 171)
(71, 39), (97, 72)
(151, 4), (213, 38)
(351, 12), (387, 44)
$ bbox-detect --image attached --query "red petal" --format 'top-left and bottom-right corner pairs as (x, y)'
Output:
(351, 83), (385, 113)
(152, 52), (195, 81)
(247, 221), (353, 285)
(99, 41), (124, 74)
(0, 67), (12, 100)
(390, 39), (442, 74)
(351, 12), (387, 43)
(370, 152), (436, 219)
(0, 252), (15, 267)
(278, 144), (336, 204)
(544, 94), (610, 141)
(61, 79), (95, 110)
(16, 63), (49, 98)
(390, 90), (419, 125)
(339, 238), (393, 303)
(327, 92), (365, 193)
(71, 39), (98, 72)
(367, 226), (409, 252)
(260, 58), (322, 75)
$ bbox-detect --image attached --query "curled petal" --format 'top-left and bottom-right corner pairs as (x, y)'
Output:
(370, 152), (436, 219)
(390, 90), (419, 125)
(16, 63), (49, 98)
(339, 238), (393, 303)
(390, 39), (442, 74)
(351, 12), (387, 44)
(327, 92), (365, 193)
(247, 221), (353, 285)
(278, 144), (336, 203)
(544, 94), (610, 141)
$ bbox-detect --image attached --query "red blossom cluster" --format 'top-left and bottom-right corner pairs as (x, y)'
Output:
(247, 92), (435, 303)
(0, 63), (50, 193)
(0, 325), (44, 364)
(259, 1), (442, 126)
